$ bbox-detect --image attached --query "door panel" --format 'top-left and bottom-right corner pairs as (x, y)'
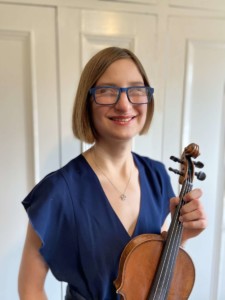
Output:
(164, 17), (225, 299)
(0, 4), (61, 300)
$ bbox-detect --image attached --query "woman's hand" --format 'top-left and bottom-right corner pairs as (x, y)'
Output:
(170, 188), (207, 245)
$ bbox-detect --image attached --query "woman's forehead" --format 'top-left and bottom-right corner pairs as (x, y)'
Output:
(96, 58), (144, 85)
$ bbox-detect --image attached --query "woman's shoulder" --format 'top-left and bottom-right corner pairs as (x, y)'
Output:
(22, 154), (87, 209)
(132, 152), (166, 172)
(39, 154), (87, 186)
(60, 153), (89, 177)
(133, 152), (175, 200)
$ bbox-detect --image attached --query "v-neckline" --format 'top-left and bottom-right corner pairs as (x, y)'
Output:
(80, 153), (143, 239)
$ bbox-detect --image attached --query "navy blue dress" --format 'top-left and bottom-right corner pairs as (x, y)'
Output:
(22, 153), (175, 300)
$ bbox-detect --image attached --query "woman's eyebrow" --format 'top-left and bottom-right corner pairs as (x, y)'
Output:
(128, 81), (145, 86)
(96, 81), (145, 86)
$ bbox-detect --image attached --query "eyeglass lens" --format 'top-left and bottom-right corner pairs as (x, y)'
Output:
(93, 87), (152, 105)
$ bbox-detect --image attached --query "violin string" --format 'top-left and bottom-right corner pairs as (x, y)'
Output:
(151, 179), (191, 300)
(161, 179), (192, 299)
(161, 184), (188, 299)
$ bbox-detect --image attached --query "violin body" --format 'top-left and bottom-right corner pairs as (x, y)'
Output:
(114, 144), (205, 299)
(114, 233), (195, 300)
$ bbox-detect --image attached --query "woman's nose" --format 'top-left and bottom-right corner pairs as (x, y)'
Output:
(114, 91), (131, 111)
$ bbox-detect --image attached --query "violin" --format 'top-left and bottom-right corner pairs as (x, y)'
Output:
(114, 143), (206, 300)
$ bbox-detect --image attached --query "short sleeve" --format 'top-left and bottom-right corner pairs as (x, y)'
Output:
(22, 171), (77, 282)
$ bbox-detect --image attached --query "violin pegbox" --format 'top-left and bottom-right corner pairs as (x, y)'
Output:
(169, 143), (206, 184)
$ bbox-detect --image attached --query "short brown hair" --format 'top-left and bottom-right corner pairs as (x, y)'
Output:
(72, 47), (154, 144)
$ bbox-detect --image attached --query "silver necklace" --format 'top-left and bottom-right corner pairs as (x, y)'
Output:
(93, 150), (133, 201)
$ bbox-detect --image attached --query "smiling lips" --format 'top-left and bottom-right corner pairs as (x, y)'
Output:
(109, 116), (135, 124)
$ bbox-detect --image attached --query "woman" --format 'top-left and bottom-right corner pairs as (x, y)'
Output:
(18, 47), (207, 300)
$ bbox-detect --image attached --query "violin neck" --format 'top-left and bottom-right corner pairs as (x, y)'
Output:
(148, 180), (192, 300)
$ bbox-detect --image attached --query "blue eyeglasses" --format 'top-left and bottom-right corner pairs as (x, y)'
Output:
(89, 86), (154, 105)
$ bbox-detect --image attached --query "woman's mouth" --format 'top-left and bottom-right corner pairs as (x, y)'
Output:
(109, 116), (135, 124)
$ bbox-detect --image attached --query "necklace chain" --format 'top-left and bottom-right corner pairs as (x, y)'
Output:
(93, 150), (133, 201)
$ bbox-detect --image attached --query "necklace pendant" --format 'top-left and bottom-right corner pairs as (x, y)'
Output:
(120, 194), (126, 201)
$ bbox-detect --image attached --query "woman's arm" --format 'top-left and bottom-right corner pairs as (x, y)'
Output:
(18, 222), (49, 300)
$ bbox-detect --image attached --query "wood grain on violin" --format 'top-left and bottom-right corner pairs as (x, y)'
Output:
(114, 143), (206, 300)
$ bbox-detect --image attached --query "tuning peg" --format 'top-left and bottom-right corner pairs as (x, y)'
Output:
(193, 161), (204, 168)
(195, 171), (206, 181)
(170, 156), (183, 164)
(168, 167), (184, 176)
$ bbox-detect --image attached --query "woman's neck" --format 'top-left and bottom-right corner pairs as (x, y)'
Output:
(83, 140), (133, 175)
(95, 139), (132, 163)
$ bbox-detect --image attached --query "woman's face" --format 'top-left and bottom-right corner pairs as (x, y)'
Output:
(91, 58), (148, 143)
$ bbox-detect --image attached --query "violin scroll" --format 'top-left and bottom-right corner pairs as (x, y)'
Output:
(183, 143), (200, 158)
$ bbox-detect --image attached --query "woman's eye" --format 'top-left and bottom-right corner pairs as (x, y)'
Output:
(97, 88), (116, 95)
(130, 88), (145, 95)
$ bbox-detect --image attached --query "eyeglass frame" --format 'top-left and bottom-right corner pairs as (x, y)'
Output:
(89, 86), (154, 105)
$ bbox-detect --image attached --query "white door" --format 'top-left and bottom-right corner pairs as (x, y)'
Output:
(0, 4), (62, 299)
(163, 17), (225, 300)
